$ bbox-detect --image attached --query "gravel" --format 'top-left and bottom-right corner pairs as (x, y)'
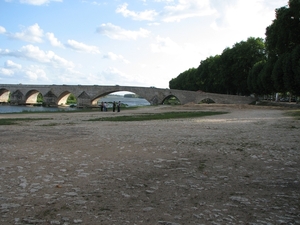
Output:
(0, 104), (299, 225)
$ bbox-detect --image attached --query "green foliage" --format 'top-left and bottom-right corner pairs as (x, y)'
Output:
(285, 109), (300, 120)
(169, 1), (300, 97)
(265, 0), (300, 95)
(170, 37), (265, 95)
(37, 93), (43, 103)
(124, 94), (136, 98)
(169, 68), (198, 91)
(163, 96), (181, 105)
(248, 60), (266, 94)
(67, 94), (77, 104)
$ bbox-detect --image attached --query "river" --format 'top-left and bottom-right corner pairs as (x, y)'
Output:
(0, 96), (150, 113)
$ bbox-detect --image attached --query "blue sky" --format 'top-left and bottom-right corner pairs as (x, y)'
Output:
(0, 0), (288, 88)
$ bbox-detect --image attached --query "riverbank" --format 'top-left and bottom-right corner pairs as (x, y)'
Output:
(0, 104), (299, 225)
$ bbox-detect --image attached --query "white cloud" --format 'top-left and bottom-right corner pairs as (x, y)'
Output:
(19, 0), (62, 6)
(210, 0), (280, 38)
(25, 65), (49, 81)
(103, 52), (130, 64)
(46, 32), (64, 48)
(0, 26), (6, 34)
(66, 40), (100, 54)
(9, 23), (44, 43)
(151, 35), (181, 54)
(0, 68), (14, 76)
(162, 0), (216, 22)
(116, 3), (158, 21)
(0, 60), (22, 76)
(154, 0), (174, 2)
(98, 67), (130, 85)
(0, 45), (74, 68)
(5, 60), (22, 69)
(96, 23), (150, 40)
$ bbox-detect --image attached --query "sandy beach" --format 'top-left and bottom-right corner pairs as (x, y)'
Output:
(0, 104), (299, 225)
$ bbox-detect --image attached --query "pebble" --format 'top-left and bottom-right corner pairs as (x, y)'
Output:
(0, 108), (299, 224)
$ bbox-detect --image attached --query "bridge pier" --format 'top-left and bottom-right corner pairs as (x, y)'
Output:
(10, 90), (27, 105)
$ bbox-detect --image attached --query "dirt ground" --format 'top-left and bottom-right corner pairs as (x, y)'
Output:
(0, 104), (299, 225)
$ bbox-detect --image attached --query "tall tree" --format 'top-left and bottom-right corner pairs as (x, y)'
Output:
(248, 60), (266, 94)
(265, 0), (300, 94)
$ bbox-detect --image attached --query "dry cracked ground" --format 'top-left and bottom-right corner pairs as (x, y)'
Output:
(0, 104), (299, 225)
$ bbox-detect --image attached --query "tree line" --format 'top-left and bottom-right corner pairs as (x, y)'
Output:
(169, 0), (300, 99)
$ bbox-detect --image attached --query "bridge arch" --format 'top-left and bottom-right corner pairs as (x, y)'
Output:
(162, 95), (181, 105)
(91, 91), (118, 106)
(199, 98), (216, 104)
(0, 88), (10, 103)
(25, 89), (40, 104)
(91, 91), (151, 106)
(57, 91), (74, 106)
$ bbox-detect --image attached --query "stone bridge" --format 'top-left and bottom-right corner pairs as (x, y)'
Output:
(0, 84), (255, 107)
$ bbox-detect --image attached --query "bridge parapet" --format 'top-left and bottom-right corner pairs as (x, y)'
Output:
(0, 84), (256, 106)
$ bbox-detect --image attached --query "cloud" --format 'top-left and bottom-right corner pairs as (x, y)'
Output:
(98, 67), (129, 85)
(0, 45), (74, 68)
(210, 0), (280, 38)
(116, 3), (158, 21)
(46, 32), (64, 48)
(0, 60), (22, 76)
(151, 35), (181, 54)
(19, 0), (62, 6)
(66, 40), (100, 54)
(98, 67), (146, 86)
(0, 26), (6, 34)
(25, 65), (49, 81)
(103, 52), (130, 64)
(9, 23), (44, 43)
(5, 60), (22, 69)
(96, 23), (150, 40)
(0, 68), (14, 76)
(162, 0), (216, 22)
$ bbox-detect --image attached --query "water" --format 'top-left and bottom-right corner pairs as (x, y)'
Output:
(0, 96), (150, 113)
(98, 96), (150, 107)
(0, 105), (77, 114)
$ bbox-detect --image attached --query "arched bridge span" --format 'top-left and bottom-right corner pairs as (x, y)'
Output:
(0, 84), (255, 107)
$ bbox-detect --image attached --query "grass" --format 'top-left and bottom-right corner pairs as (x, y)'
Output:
(87, 111), (227, 122)
(40, 122), (59, 126)
(285, 110), (300, 120)
(0, 118), (52, 125)
(198, 160), (207, 171)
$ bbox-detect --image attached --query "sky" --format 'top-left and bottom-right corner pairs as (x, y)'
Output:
(0, 0), (288, 89)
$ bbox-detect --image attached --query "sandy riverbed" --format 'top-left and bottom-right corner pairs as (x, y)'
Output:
(0, 104), (299, 225)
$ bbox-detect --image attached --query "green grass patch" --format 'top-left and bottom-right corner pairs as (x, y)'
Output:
(87, 111), (227, 122)
(40, 122), (59, 126)
(0, 118), (52, 125)
(285, 110), (300, 120)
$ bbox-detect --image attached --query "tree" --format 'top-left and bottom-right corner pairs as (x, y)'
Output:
(169, 68), (198, 91)
(195, 55), (223, 93)
(248, 60), (266, 94)
(291, 46), (300, 95)
(219, 37), (266, 95)
(169, 37), (266, 95)
(259, 58), (276, 95)
(265, 0), (300, 94)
